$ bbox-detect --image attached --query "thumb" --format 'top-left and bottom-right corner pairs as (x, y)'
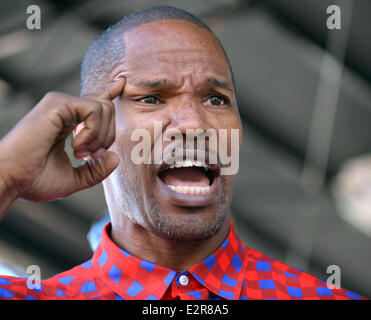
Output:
(96, 77), (126, 100)
(73, 151), (119, 191)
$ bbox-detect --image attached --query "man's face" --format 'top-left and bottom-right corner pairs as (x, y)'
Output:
(104, 19), (242, 241)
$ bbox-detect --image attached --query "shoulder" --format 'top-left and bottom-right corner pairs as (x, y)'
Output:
(240, 245), (366, 300)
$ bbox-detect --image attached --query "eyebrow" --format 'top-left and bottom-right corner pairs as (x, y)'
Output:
(128, 79), (170, 89)
(206, 78), (233, 91)
(128, 77), (233, 91)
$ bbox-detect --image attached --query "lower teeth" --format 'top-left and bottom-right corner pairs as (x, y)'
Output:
(168, 185), (211, 195)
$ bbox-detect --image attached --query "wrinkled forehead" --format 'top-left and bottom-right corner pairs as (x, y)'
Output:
(119, 20), (232, 85)
(124, 19), (222, 51)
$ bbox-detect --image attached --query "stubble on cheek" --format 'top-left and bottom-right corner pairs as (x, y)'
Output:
(108, 133), (148, 226)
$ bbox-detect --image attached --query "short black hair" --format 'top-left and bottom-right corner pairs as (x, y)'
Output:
(80, 5), (234, 96)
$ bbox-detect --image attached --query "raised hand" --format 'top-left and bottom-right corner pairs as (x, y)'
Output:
(0, 78), (125, 208)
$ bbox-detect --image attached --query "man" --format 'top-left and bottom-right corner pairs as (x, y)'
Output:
(0, 6), (366, 300)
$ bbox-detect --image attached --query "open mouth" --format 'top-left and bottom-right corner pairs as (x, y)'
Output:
(155, 150), (221, 207)
(156, 148), (220, 197)
(158, 159), (217, 195)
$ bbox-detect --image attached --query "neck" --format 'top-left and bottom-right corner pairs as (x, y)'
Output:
(110, 215), (230, 272)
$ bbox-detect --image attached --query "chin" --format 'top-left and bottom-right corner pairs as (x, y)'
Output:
(149, 206), (229, 242)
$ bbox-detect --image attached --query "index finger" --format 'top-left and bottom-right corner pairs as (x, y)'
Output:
(92, 77), (126, 101)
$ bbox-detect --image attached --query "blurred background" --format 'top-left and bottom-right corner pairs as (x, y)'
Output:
(0, 0), (370, 298)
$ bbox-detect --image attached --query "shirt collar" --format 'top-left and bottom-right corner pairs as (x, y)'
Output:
(92, 222), (247, 300)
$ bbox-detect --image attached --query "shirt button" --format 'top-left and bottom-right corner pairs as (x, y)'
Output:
(179, 275), (189, 286)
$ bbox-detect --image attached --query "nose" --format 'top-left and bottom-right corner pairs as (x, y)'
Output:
(166, 98), (208, 135)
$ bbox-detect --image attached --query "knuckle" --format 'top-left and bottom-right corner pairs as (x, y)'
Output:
(85, 161), (104, 186)
(88, 135), (104, 149)
(85, 98), (102, 113)
(43, 91), (62, 103)
(91, 99), (103, 110)
(105, 100), (115, 110)
(87, 126), (100, 138)
(102, 104), (112, 116)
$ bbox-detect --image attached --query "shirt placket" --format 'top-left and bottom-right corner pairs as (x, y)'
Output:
(170, 271), (209, 300)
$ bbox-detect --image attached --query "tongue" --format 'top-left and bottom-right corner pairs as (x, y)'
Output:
(160, 167), (210, 187)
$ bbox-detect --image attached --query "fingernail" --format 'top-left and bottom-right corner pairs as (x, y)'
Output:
(92, 148), (106, 159)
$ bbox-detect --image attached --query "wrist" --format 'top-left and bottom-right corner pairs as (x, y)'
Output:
(0, 140), (19, 218)
(0, 176), (19, 219)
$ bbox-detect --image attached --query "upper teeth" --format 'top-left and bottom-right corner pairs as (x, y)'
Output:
(168, 185), (211, 195)
(169, 160), (208, 170)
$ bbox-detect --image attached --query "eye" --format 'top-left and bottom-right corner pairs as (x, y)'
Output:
(204, 95), (229, 107)
(137, 96), (161, 104)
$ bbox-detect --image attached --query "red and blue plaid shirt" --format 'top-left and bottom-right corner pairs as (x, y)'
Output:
(0, 222), (367, 300)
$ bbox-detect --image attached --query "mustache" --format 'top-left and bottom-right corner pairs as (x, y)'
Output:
(131, 121), (240, 175)
(156, 136), (219, 165)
